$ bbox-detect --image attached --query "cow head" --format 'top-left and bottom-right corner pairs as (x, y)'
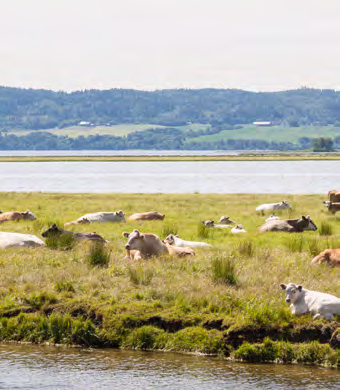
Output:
(42, 224), (63, 238)
(203, 220), (214, 227)
(79, 217), (90, 224)
(117, 210), (126, 222)
(24, 210), (37, 220)
(123, 229), (145, 251)
(164, 234), (176, 245)
(280, 283), (303, 304)
(281, 201), (290, 209)
(301, 215), (317, 231)
(219, 216), (235, 224)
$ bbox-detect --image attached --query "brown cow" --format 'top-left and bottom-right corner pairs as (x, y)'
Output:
(122, 229), (194, 260)
(0, 210), (36, 224)
(128, 211), (165, 221)
(324, 190), (340, 214)
(311, 249), (340, 266)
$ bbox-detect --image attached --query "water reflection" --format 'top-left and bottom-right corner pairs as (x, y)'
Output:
(0, 344), (339, 389)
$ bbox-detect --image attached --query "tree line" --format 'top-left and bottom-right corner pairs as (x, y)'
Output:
(1, 87), (340, 130)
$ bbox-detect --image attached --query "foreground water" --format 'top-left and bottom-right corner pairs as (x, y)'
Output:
(0, 160), (339, 193)
(0, 344), (339, 389)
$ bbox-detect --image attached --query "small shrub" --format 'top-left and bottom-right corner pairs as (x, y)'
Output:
(319, 221), (333, 236)
(45, 233), (77, 251)
(86, 243), (111, 267)
(123, 326), (166, 350)
(55, 281), (75, 293)
(127, 265), (154, 286)
(211, 254), (238, 286)
(237, 239), (255, 257)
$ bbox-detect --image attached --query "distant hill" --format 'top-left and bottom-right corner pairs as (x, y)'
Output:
(1, 86), (340, 150)
(1, 86), (340, 130)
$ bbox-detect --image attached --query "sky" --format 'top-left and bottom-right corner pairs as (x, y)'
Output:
(1, 0), (340, 92)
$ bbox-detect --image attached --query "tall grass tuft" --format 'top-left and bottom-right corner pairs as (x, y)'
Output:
(237, 239), (255, 257)
(45, 233), (77, 251)
(161, 225), (178, 238)
(306, 237), (322, 257)
(285, 234), (304, 253)
(86, 243), (111, 267)
(197, 222), (210, 239)
(127, 265), (154, 286)
(211, 254), (238, 286)
(319, 221), (333, 236)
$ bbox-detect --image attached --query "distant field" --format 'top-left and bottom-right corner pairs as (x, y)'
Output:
(188, 125), (340, 144)
(7, 124), (167, 138)
(6, 123), (211, 138)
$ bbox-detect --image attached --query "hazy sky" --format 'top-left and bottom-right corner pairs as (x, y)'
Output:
(1, 0), (340, 92)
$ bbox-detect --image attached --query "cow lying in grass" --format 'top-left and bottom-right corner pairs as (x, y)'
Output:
(0, 210), (36, 224)
(256, 200), (291, 213)
(42, 224), (107, 243)
(311, 249), (340, 266)
(203, 220), (232, 229)
(0, 231), (44, 249)
(258, 215), (317, 233)
(164, 234), (212, 248)
(218, 216), (236, 225)
(280, 283), (340, 320)
(231, 224), (247, 234)
(128, 211), (165, 221)
(65, 211), (126, 226)
(123, 229), (195, 260)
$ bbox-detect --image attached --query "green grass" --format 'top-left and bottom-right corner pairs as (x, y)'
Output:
(0, 192), (339, 366)
(188, 125), (340, 144)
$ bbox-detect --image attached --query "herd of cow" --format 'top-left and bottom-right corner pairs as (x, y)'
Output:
(0, 194), (339, 320)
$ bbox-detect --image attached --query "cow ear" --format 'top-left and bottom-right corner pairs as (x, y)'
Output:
(122, 232), (129, 238)
(302, 216), (306, 220)
(297, 285), (302, 291)
(140, 234), (145, 239)
(280, 284), (287, 290)
(52, 223), (57, 228)
(306, 215), (310, 220)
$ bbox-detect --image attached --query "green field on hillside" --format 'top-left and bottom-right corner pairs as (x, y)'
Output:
(0, 193), (339, 366)
(188, 125), (340, 144)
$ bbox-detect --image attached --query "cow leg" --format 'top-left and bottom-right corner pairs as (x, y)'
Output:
(321, 312), (334, 321)
(313, 313), (321, 320)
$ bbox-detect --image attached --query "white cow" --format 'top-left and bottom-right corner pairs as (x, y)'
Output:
(203, 220), (232, 229)
(280, 283), (340, 320)
(265, 214), (280, 223)
(0, 232), (44, 249)
(231, 224), (247, 234)
(69, 210), (126, 224)
(164, 234), (212, 248)
(256, 201), (291, 213)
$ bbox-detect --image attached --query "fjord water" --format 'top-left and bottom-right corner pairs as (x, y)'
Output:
(1, 344), (340, 390)
(0, 160), (339, 193)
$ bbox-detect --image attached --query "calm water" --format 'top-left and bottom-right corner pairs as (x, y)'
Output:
(0, 344), (339, 390)
(0, 160), (338, 194)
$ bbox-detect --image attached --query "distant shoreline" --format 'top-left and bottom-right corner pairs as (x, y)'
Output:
(0, 153), (340, 162)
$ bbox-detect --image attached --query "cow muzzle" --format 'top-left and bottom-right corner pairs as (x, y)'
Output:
(125, 244), (130, 250)
(286, 298), (291, 303)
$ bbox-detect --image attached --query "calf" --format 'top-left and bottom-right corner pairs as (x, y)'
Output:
(265, 214), (280, 223)
(231, 224), (247, 234)
(311, 249), (340, 266)
(218, 216), (236, 225)
(280, 283), (340, 320)
(256, 201), (291, 213)
(164, 234), (212, 248)
(66, 211), (126, 224)
(123, 229), (195, 260)
(0, 210), (36, 224)
(42, 224), (107, 243)
(203, 220), (232, 229)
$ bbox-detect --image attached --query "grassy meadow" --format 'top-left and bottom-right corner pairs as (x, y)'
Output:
(0, 192), (340, 366)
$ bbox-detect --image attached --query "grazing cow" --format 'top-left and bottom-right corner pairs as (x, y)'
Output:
(203, 220), (232, 229)
(0, 210), (36, 224)
(42, 224), (107, 243)
(265, 214), (280, 223)
(66, 211), (126, 225)
(231, 224), (247, 234)
(218, 216), (236, 225)
(128, 211), (165, 221)
(258, 215), (317, 233)
(0, 232), (44, 249)
(311, 249), (340, 266)
(256, 201), (291, 213)
(123, 229), (195, 260)
(164, 234), (212, 248)
(280, 283), (340, 320)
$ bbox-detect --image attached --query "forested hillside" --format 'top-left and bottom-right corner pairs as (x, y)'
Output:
(1, 86), (340, 150)
(1, 87), (340, 130)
